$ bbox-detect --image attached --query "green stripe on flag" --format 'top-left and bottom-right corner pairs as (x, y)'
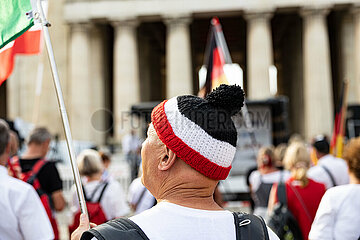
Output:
(0, 0), (34, 49)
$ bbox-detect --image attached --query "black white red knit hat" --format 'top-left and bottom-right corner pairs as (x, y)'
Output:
(151, 84), (244, 180)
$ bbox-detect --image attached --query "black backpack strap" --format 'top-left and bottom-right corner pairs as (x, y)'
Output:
(82, 185), (90, 202)
(321, 165), (337, 187)
(277, 182), (287, 206)
(26, 159), (47, 185)
(81, 218), (149, 240)
(96, 182), (109, 203)
(83, 182), (109, 203)
(233, 212), (270, 240)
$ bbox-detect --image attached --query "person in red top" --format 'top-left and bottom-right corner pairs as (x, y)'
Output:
(269, 142), (326, 240)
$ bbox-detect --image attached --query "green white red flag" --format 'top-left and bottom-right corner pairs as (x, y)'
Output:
(0, 0), (42, 85)
(0, 0), (37, 49)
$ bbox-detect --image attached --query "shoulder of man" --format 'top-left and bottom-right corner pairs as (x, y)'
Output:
(36, 159), (59, 173)
(307, 164), (323, 176)
(81, 218), (149, 240)
(81, 213), (276, 240)
(5, 174), (34, 194)
(36, 160), (63, 193)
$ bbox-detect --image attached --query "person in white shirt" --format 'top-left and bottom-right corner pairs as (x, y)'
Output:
(309, 137), (360, 240)
(71, 85), (278, 240)
(0, 119), (54, 240)
(122, 130), (142, 181)
(249, 147), (290, 219)
(128, 177), (156, 214)
(70, 149), (129, 222)
(307, 135), (349, 189)
(122, 130), (142, 156)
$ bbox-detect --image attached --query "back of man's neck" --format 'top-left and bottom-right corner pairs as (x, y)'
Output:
(318, 153), (328, 160)
(159, 198), (223, 211)
(22, 149), (44, 159)
(157, 184), (222, 211)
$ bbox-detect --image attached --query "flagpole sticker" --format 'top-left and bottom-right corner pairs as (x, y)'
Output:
(26, 11), (34, 20)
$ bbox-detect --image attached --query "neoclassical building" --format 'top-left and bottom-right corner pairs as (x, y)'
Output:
(1, 0), (360, 145)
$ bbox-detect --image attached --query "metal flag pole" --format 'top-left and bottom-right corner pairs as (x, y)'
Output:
(36, 0), (88, 220)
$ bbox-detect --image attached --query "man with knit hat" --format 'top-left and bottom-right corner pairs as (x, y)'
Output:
(72, 85), (279, 240)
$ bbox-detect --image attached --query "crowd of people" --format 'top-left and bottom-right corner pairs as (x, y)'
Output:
(0, 84), (360, 240)
(248, 135), (360, 239)
(0, 120), (153, 240)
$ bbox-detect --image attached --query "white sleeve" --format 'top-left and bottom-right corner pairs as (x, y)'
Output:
(19, 186), (54, 240)
(102, 181), (130, 219)
(307, 166), (330, 189)
(267, 227), (280, 240)
(249, 170), (261, 192)
(308, 190), (335, 240)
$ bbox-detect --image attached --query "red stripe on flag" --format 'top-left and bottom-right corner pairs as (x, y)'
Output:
(211, 47), (225, 81)
(0, 28), (41, 85)
(13, 29), (42, 54)
(0, 44), (15, 85)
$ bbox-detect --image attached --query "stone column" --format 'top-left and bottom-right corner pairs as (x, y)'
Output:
(353, 7), (360, 103)
(246, 12), (273, 100)
(340, 13), (356, 104)
(302, 8), (333, 140)
(69, 22), (93, 141)
(89, 25), (106, 145)
(165, 15), (192, 98)
(112, 19), (140, 140)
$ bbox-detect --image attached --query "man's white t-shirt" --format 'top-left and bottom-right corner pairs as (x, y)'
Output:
(307, 154), (349, 189)
(129, 202), (279, 240)
(0, 165), (54, 240)
(309, 184), (360, 240)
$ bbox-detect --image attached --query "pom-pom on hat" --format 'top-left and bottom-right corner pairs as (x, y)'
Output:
(151, 84), (244, 180)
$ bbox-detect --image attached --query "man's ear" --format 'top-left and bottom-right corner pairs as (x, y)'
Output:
(158, 146), (177, 171)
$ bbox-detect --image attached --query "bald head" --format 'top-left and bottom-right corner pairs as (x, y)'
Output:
(147, 123), (164, 146)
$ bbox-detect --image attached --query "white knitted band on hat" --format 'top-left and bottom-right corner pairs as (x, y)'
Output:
(164, 97), (236, 168)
